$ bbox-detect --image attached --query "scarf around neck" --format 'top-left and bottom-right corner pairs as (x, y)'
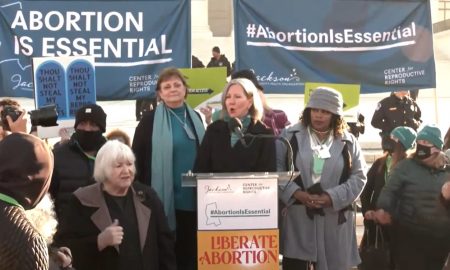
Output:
(151, 102), (205, 230)
(226, 115), (251, 147)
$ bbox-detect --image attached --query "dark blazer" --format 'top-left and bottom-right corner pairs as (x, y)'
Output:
(54, 182), (176, 270)
(132, 109), (202, 186)
(360, 155), (389, 215)
(194, 120), (276, 173)
(360, 155), (392, 248)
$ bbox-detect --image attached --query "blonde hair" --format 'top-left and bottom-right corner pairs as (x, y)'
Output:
(220, 78), (264, 122)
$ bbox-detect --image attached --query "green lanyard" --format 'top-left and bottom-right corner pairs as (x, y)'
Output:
(384, 155), (392, 183)
(0, 192), (23, 209)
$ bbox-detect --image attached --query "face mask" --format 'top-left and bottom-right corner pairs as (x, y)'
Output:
(416, 144), (433, 160)
(73, 130), (106, 152)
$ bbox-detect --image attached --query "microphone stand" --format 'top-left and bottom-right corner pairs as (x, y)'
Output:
(244, 133), (295, 176)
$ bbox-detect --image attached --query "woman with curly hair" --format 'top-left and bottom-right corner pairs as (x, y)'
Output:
(276, 87), (367, 270)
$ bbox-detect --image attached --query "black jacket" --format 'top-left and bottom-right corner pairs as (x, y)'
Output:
(132, 109), (203, 186)
(360, 155), (389, 214)
(194, 120), (276, 173)
(360, 155), (392, 247)
(371, 93), (421, 135)
(50, 140), (97, 219)
(206, 55), (231, 76)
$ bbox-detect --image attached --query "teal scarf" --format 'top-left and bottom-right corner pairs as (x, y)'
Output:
(151, 103), (205, 231)
(227, 115), (251, 147)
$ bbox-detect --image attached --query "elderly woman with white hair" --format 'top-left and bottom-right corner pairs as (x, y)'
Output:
(54, 140), (176, 270)
(194, 78), (276, 173)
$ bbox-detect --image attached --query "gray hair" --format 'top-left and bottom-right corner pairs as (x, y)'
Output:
(220, 78), (264, 121)
(93, 140), (136, 183)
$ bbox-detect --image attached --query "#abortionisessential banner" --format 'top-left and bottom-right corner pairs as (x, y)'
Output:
(0, 0), (190, 100)
(234, 0), (436, 94)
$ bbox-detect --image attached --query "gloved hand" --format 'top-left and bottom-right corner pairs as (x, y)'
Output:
(97, 219), (123, 251)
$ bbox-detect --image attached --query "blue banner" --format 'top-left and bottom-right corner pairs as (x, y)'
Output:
(234, 0), (436, 94)
(0, 0), (190, 99)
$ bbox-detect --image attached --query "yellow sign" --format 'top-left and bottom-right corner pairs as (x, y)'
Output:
(197, 229), (279, 270)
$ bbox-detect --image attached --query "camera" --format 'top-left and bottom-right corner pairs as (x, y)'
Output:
(29, 104), (58, 127)
(0, 105), (22, 131)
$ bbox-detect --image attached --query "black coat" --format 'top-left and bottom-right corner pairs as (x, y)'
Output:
(360, 155), (389, 215)
(371, 93), (421, 135)
(132, 109), (202, 186)
(50, 140), (97, 219)
(359, 155), (392, 247)
(194, 120), (276, 173)
(54, 182), (176, 270)
(206, 55), (231, 76)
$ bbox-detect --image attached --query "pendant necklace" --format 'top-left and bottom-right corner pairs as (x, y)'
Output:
(168, 108), (196, 140)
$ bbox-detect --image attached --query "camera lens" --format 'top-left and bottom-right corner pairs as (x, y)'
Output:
(29, 105), (58, 127)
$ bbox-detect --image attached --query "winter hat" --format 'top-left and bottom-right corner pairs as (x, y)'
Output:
(391, 126), (417, 150)
(231, 69), (263, 91)
(417, 124), (443, 150)
(0, 133), (53, 210)
(306, 87), (343, 116)
(74, 104), (107, 133)
(212, 46), (220, 53)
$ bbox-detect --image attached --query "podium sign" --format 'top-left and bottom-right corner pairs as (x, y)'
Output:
(198, 229), (279, 270)
(197, 178), (278, 230)
(195, 176), (280, 269)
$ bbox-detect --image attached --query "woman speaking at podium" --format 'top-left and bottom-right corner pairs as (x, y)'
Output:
(276, 87), (366, 270)
(194, 78), (276, 173)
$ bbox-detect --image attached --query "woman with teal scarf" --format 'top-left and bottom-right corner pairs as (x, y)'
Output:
(132, 67), (205, 270)
(194, 78), (276, 173)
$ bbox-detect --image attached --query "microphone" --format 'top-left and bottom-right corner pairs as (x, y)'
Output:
(228, 117), (294, 174)
(228, 118), (247, 147)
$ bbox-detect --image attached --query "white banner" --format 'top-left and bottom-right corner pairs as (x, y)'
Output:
(197, 178), (278, 231)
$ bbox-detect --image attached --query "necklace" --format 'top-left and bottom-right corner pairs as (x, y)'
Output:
(310, 127), (331, 135)
(308, 126), (332, 149)
(168, 108), (195, 140)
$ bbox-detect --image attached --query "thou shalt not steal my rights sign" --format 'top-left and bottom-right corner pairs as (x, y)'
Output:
(33, 56), (96, 138)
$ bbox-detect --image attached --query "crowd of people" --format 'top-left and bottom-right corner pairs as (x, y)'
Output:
(1, 62), (450, 270)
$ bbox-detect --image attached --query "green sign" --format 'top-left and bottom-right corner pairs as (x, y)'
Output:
(180, 67), (228, 109)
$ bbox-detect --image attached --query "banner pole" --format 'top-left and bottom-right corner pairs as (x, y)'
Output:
(434, 88), (439, 125)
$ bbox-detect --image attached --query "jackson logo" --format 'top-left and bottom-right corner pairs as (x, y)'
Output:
(204, 184), (233, 194)
(255, 68), (302, 87)
(11, 73), (34, 91)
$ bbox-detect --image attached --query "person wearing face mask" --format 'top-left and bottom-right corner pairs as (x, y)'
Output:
(374, 124), (450, 270)
(50, 104), (107, 220)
